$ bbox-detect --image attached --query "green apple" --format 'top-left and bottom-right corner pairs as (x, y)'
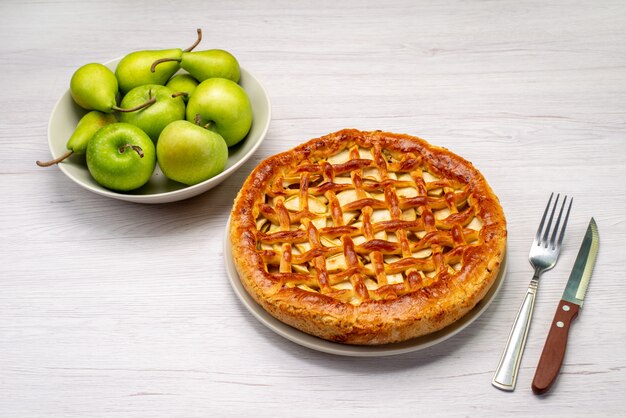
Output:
(185, 78), (252, 147)
(86, 123), (156, 191)
(118, 84), (185, 142)
(156, 120), (228, 186)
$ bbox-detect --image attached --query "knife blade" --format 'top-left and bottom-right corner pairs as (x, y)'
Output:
(531, 217), (599, 395)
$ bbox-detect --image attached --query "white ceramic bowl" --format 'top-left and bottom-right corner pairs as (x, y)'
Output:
(47, 58), (271, 204)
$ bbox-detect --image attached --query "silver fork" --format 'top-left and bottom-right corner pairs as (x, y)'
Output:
(492, 193), (572, 391)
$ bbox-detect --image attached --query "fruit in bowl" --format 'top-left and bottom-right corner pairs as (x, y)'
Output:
(115, 28), (203, 94)
(186, 78), (252, 147)
(151, 48), (241, 84)
(118, 84), (186, 142)
(157, 120), (228, 186)
(86, 123), (156, 192)
(166, 74), (198, 101)
(36, 111), (116, 167)
(39, 29), (271, 203)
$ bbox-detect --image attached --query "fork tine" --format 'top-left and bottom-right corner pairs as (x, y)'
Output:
(556, 197), (573, 249)
(541, 193), (560, 247)
(549, 195), (568, 249)
(535, 192), (554, 243)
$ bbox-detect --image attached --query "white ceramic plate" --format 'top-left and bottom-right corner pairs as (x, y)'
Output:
(224, 219), (507, 357)
(46, 58), (271, 204)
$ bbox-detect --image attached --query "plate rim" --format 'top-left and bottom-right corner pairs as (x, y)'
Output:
(223, 217), (507, 357)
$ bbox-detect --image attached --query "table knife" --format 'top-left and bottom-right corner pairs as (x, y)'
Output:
(531, 217), (599, 395)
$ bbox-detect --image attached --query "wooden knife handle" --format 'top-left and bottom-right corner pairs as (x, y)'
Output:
(532, 299), (580, 395)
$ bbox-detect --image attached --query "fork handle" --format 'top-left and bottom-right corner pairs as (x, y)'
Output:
(492, 276), (539, 391)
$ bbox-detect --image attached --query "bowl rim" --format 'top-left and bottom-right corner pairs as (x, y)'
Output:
(47, 58), (271, 203)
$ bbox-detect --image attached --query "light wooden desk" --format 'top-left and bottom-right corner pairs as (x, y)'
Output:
(1, 1), (625, 416)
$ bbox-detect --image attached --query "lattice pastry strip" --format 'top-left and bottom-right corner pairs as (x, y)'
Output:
(251, 142), (486, 306)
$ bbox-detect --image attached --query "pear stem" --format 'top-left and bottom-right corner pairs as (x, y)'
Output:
(184, 28), (203, 52)
(118, 144), (144, 158)
(36, 150), (74, 167)
(112, 96), (156, 113)
(171, 91), (188, 98)
(150, 28), (202, 73)
(150, 57), (182, 73)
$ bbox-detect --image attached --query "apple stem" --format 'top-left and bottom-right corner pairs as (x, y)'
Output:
(171, 91), (188, 98)
(192, 114), (214, 130)
(118, 144), (144, 158)
(112, 96), (156, 113)
(151, 57), (181, 73)
(184, 28), (203, 52)
(36, 150), (74, 167)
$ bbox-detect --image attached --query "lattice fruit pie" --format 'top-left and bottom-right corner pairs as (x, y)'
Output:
(230, 129), (506, 345)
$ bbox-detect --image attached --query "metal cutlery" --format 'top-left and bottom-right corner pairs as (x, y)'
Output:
(492, 193), (573, 391)
(532, 218), (599, 394)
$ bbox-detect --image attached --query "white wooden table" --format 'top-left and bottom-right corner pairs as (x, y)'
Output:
(2, 1), (625, 416)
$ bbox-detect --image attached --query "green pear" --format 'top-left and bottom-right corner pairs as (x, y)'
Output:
(86, 123), (156, 191)
(37, 111), (117, 167)
(166, 74), (198, 102)
(70, 63), (119, 113)
(115, 29), (203, 94)
(70, 63), (155, 114)
(156, 120), (228, 186)
(185, 78), (252, 147)
(152, 49), (240, 83)
(116, 49), (181, 94)
(118, 85), (186, 142)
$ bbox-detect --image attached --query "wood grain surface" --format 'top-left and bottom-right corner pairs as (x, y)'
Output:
(1, 0), (625, 416)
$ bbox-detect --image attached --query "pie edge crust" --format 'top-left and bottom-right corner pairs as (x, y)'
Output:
(229, 129), (507, 345)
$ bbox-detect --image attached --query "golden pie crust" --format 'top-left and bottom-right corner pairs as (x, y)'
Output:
(230, 129), (506, 345)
